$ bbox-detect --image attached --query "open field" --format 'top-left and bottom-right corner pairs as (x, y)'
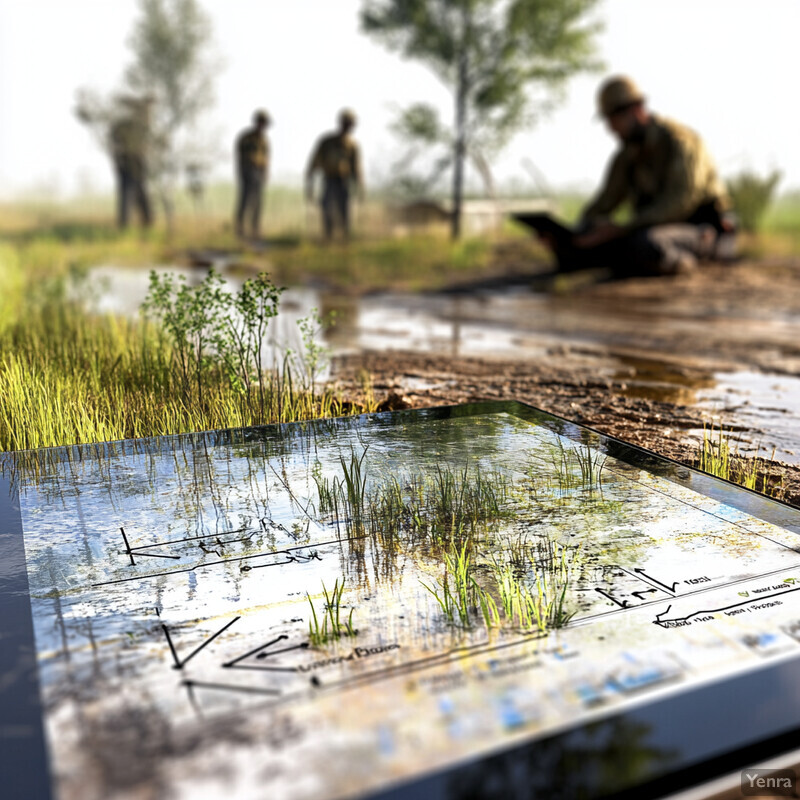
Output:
(2, 189), (800, 508)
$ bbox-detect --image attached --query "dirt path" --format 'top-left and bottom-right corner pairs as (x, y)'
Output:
(331, 256), (800, 508)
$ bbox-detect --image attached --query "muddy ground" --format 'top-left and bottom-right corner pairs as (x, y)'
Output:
(331, 255), (800, 508)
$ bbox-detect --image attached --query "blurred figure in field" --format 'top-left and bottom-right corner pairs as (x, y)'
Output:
(110, 96), (153, 229)
(305, 109), (364, 241)
(235, 109), (271, 239)
(540, 76), (735, 277)
(186, 162), (205, 215)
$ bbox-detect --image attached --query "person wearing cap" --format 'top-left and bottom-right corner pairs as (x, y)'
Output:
(109, 96), (153, 229)
(235, 109), (271, 239)
(551, 76), (734, 276)
(305, 109), (364, 241)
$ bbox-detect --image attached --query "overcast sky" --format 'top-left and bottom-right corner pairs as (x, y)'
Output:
(1, 0), (798, 199)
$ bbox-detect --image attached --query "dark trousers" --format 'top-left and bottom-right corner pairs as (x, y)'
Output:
(236, 170), (264, 237)
(555, 224), (717, 278)
(321, 176), (350, 239)
(115, 162), (152, 229)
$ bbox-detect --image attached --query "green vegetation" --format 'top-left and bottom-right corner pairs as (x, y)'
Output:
(422, 536), (580, 634)
(307, 578), (357, 647)
(0, 198), (508, 292)
(314, 454), (579, 636)
(0, 245), (364, 451)
(525, 440), (607, 499)
(422, 541), (499, 628)
(697, 424), (784, 499)
(314, 457), (513, 544)
(727, 169), (782, 233)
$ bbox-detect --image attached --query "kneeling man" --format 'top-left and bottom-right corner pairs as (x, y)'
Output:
(540, 75), (734, 277)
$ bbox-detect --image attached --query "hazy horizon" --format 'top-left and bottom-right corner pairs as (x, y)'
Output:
(2, 0), (798, 200)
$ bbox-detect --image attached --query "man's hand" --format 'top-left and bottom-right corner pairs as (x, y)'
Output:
(574, 221), (624, 248)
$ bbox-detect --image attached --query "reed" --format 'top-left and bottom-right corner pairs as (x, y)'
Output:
(307, 578), (357, 647)
(421, 541), (496, 628)
(698, 424), (783, 498)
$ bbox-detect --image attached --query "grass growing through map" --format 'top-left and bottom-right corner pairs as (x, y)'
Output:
(307, 578), (357, 647)
(314, 456), (513, 544)
(421, 542), (500, 629)
(313, 455), (587, 635)
(524, 441), (608, 501)
(422, 536), (580, 634)
(550, 441), (607, 493)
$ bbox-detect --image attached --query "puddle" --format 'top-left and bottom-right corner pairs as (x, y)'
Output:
(88, 265), (800, 466)
(611, 355), (717, 405)
(611, 358), (800, 465)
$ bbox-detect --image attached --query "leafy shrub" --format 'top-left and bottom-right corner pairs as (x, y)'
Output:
(727, 170), (781, 232)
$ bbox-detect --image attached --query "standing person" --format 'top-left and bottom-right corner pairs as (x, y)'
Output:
(109, 96), (153, 230)
(534, 76), (734, 277)
(305, 109), (364, 241)
(235, 109), (271, 240)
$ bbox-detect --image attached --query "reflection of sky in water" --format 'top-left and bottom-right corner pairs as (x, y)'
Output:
(15, 409), (800, 800)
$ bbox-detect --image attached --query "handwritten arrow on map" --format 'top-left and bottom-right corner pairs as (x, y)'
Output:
(632, 588), (659, 601)
(222, 635), (309, 671)
(634, 568), (678, 594)
(161, 616), (241, 670)
(595, 588), (630, 608)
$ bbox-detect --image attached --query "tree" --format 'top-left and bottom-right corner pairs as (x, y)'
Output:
(361, 0), (603, 239)
(76, 0), (218, 231)
(125, 0), (218, 229)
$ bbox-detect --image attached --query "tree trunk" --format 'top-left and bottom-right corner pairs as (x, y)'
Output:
(450, 12), (469, 241)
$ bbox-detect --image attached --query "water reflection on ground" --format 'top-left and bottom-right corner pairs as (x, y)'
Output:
(88, 265), (800, 465)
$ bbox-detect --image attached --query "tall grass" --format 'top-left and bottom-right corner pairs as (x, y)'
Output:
(0, 246), (369, 451)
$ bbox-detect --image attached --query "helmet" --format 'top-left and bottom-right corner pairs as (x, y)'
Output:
(597, 76), (645, 118)
(338, 108), (357, 128)
(253, 109), (270, 126)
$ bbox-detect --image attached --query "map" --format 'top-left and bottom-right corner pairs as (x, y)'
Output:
(10, 402), (800, 800)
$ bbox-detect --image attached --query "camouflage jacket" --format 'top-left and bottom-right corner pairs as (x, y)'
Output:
(236, 128), (269, 174)
(307, 133), (361, 183)
(110, 117), (148, 165)
(582, 114), (729, 229)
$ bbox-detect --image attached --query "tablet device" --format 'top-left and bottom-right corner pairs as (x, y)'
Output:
(5, 401), (800, 800)
(511, 212), (575, 247)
